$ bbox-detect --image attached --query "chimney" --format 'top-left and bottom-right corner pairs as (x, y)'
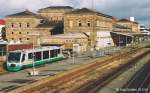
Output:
(130, 17), (135, 22)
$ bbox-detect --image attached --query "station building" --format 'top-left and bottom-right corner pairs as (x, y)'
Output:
(117, 19), (139, 33)
(64, 8), (115, 49)
(5, 10), (63, 46)
(38, 6), (73, 22)
(5, 6), (146, 52)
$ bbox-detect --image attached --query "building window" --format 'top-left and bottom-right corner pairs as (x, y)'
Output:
(19, 23), (22, 28)
(11, 38), (14, 40)
(19, 38), (22, 41)
(27, 32), (29, 34)
(19, 32), (21, 34)
(78, 21), (82, 27)
(96, 20), (100, 26)
(27, 38), (30, 40)
(11, 23), (14, 28)
(27, 23), (30, 28)
(79, 23), (82, 27)
(69, 20), (73, 27)
(66, 40), (69, 43)
(12, 32), (14, 34)
(87, 21), (91, 27)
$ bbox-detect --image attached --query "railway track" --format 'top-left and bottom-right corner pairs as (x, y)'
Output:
(75, 49), (150, 93)
(118, 62), (150, 93)
(5, 47), (150, 93)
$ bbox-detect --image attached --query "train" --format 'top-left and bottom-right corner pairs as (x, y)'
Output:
(6, 46), (64, 71)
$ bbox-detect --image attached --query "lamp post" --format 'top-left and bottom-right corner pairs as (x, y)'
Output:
(29, 32), (40, 76)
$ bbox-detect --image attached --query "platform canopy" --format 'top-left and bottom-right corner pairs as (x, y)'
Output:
(111, 31), (148, 37)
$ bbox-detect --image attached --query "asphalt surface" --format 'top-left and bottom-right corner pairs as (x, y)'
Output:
(118, 62), (150, 93)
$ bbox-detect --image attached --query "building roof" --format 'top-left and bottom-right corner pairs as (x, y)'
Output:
(0, 19), (5, 25)
(38, 6), (73, 12)
(118, 19), (139, 24)
(66, 8), (113, 18)
(6, 10), (43, 19)
(39, 6), (73, 10)
(112, 31), (147, 37)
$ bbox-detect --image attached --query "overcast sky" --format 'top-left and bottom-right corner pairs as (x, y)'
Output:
(0, 0), (150, 27)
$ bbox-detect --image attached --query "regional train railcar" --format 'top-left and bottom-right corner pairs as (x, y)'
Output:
(7, 46), (64, 71)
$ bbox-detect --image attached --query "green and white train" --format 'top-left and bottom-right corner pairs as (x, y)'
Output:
(6, 46), (64, 71)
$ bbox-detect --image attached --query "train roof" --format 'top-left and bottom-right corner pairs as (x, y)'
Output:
(9, 46), (61, 53)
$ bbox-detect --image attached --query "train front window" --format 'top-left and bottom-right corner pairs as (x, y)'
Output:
(8, 52), (21, 63)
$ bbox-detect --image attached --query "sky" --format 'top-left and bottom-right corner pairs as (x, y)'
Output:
(0, 0), (150, 27)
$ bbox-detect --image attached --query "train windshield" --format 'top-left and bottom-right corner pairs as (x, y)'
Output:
(8, 52), (21, 63)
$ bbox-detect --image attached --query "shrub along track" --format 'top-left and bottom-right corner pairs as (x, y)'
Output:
(6, 48), (150, 93)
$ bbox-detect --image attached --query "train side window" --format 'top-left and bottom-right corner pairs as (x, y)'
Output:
(43, 51), (49, 59)
(28, 53), (33, 59)
(35, 52), (41, 61)
(21, 54), (25, 62)
(57, 49), (60, 54)
(50, 50), (55, 58)
(54, 49), (57, 57)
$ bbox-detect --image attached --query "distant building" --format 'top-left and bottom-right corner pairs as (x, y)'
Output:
(5, 6), (145, 51)
(117, 19), (140, 32)
(5, 10), (63, 46)
(64, 8), (114, 48)
(38, 6), (73, 21)
(113, 24), (132, 32)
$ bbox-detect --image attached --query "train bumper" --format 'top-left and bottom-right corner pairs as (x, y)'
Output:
(7, 66), (22, 72)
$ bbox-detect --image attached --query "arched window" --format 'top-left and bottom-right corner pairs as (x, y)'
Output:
(87, 21), (91, 27)
(11, 23), (14, 28)
(27, 23), (30, 28)
(69, 20), (73, 27)
(96, 20), (100, 26)
(19, 23), (22, 28)
(78, 21), (82, 27)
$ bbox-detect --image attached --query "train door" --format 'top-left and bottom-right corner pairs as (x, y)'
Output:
(20, 53), (26, 66)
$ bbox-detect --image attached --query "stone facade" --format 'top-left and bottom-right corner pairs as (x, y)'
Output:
(41, 32), (88, 52)
(117, 19), (139, 32)
(38, 6), (73, 21)
(5, 6), (142, 51)
(5, 10), (61, 46)
(113, 24), (132, 32)
(64, 8), (114, 48)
